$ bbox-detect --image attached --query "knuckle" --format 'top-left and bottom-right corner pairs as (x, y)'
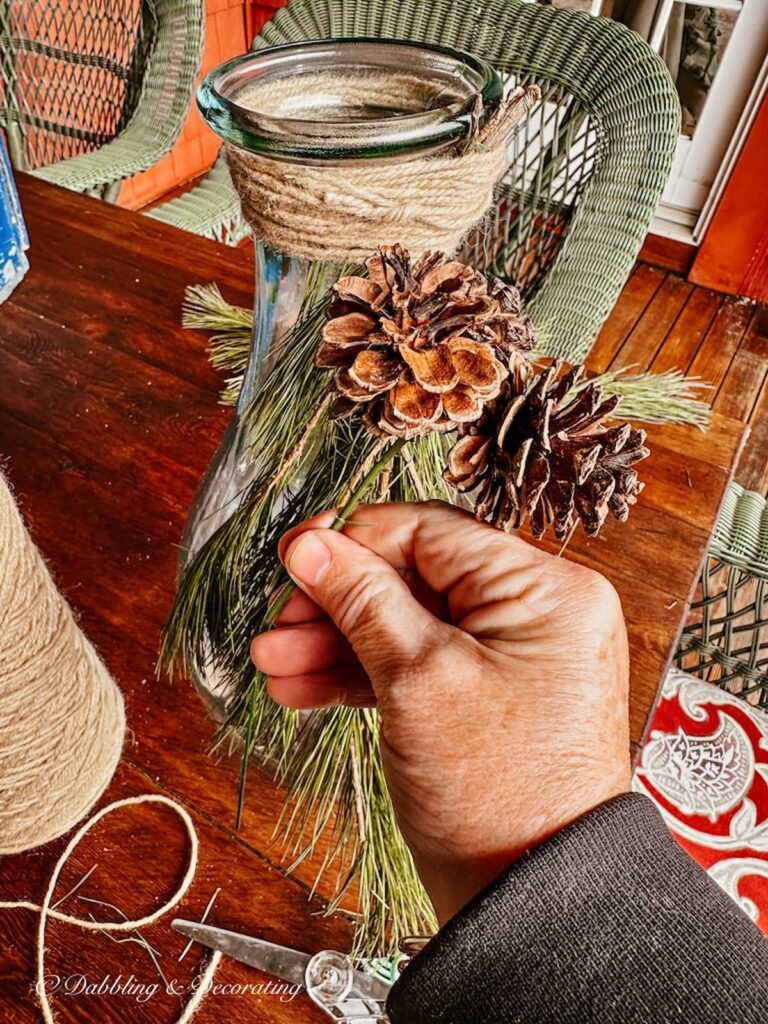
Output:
(588, 570), (623, 617)
(567, 562), (622, 616)
(422, 498), (449, 513)
(330, 568), (391, 641)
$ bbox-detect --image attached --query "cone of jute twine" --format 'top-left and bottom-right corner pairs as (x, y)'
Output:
(226, 83), (541, 262)
(0, 473), (125, 854)
(0, 479), (221, 1022)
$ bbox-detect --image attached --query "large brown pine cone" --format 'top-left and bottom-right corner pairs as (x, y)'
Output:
(445, 362), (650, 540)
(317, 245), (537, 439)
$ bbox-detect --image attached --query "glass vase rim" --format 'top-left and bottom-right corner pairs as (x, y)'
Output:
(196, 37), (503, 163)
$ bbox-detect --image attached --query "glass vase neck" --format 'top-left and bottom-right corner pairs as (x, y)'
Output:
(197, 38), (502, 163)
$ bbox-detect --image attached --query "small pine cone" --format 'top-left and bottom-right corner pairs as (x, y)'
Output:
(445, 361), (650, 540)
(316, 245), (538, 438)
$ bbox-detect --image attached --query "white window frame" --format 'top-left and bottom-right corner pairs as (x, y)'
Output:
(590, 0), (768, 242)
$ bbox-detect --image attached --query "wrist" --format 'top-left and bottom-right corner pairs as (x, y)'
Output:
(416, 775), (632, 925)
(420, 852), (527, 925)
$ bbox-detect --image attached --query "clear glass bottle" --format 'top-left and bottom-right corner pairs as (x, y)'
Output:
(182, 39), (501, 714)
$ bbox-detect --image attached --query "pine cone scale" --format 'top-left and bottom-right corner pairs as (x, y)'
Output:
(323, 311), (378, 345)
(335, 276), (383, 307)
(390, 374), (442, 426)
(400, 345), (459, 393)
(320, 245), (534, 438)
(443, 385), (484, 423)
(335, 368), (379, 402)
(445, 434), (491, 491)
(349, 350), (402, 392)
(445, 360), (650, 541)
(316, 340), (368, 368)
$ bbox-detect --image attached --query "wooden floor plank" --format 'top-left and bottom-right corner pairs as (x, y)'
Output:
(688, 295), (755, 387)
(646, 413), (745, 472)
(713, 348), (768, 422)
(587, 263), (666, 372)
(650, 285), (722, 376)
(639, 233), (697, 275)
(608, 274), (693, 371)
(741, 304), (768, 360)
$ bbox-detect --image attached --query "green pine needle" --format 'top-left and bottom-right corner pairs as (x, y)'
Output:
(183, 283), (253, 404)
(575, 366), (712, 429)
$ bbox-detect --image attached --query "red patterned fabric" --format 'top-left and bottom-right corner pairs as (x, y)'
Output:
(634, 670), (768, 932)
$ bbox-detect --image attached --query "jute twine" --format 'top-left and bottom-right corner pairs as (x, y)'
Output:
(226, 82), (541, 262)
(0, 794), (222, 1024)
(0, 474), (125, 854)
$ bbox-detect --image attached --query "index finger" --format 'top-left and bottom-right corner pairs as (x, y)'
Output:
(277, 500), (552, 598)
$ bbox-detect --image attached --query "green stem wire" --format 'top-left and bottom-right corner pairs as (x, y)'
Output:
(262, 436), (406, 628)
(235, 435), (407, 826)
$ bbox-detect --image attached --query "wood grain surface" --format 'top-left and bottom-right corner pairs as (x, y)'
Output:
(0, 176), (750, 1022)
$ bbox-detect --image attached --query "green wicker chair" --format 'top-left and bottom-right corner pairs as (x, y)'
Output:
(149, 0), (680, 363)
(676, 484), (768, 710)
(0, 0), (204, 201)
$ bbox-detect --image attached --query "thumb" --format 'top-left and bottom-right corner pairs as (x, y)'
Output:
(282, 527), (440, 683)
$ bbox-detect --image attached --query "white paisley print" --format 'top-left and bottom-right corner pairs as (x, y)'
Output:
(634, 670), (768, 931)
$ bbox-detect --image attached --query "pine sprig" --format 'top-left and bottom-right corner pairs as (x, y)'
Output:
(574, 366), (712, 429)
(183, 283), (253, 405)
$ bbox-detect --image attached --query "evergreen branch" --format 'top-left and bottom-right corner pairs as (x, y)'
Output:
(181, 286), (715, 429)
(576, 366), (713, 428)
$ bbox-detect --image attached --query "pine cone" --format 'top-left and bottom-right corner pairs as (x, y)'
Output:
(445, 362), (650, 540)
(316, 245), (537, 439)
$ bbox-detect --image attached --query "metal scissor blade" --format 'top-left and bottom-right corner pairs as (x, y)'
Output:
(171, 919), (310, 988)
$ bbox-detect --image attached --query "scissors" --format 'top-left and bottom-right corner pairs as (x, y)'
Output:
(172, 918), (394, 1022)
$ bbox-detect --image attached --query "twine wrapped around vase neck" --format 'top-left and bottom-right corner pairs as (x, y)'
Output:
(226, 85), (540, 263)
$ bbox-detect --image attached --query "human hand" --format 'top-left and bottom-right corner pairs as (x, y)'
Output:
(251, 501), (630, 923)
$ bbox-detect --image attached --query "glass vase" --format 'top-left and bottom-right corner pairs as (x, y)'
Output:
(180, 39), (501, 717)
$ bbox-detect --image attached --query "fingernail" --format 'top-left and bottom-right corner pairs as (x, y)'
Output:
(286, 532), (332, 587)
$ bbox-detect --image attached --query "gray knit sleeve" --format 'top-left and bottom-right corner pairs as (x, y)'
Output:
(387, 793), (768, 1023)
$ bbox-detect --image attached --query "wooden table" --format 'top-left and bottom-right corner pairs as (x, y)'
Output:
(0, 176), (747, 1022)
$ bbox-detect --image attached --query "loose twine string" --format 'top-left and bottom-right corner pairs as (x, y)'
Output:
(0, 794), (221, 1024)
(0, 480), (220, 1019)
(226, 81), (541, 262)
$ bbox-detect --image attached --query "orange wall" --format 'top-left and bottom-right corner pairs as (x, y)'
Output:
(690, 94), (768, 303)
(118, 0), (281, 210)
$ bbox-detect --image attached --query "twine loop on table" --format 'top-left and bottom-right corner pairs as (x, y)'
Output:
(0, 474), (125, 855)
(225, 84), (541, 262)
(0, 794), (221, 1024)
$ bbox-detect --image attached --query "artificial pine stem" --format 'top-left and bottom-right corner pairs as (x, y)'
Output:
(235, 435), (406, 826)
(261, 436), (405, 629)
